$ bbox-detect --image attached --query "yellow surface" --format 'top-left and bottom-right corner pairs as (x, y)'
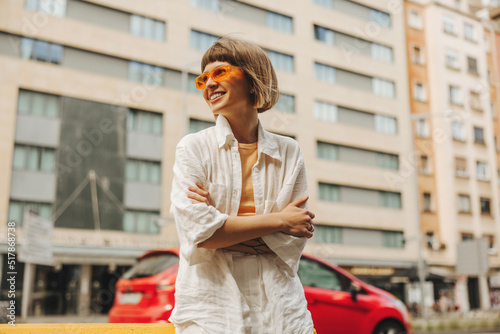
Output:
(0, 323), (176, 334)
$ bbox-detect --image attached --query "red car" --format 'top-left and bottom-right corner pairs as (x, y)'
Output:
(109, 249), (412, 334)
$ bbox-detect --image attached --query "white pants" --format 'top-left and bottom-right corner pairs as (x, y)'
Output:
(175, 323), (203, 334)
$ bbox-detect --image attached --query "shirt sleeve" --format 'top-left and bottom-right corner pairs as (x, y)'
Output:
(262, 149), (308, 275)
(170, 137), (228, 265)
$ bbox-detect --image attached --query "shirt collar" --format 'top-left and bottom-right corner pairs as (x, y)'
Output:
(215, 115), (282, 162)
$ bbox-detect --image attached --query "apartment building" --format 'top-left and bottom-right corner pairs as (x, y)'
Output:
(0, 0), (417, 317)
(404, 0), (499, 312)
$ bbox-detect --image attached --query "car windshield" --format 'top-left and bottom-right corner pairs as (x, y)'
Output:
(122, 253), (178, 279)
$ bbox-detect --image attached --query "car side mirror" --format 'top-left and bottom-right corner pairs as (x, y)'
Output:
(349, 282), (361, 302)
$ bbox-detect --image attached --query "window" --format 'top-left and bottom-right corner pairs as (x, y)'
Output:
(467, 57), (478, 75)
(123, 210), (160, 234)
(416, 119), (430, 138)
(372, 78), (395, 98)
(274, 93), (295, 113)
(8, 201), (52, 226)
(420, 155), (430, 174)
(412, 45), (424, 64)
(17, 90), (59, 117)
(370, 43), (393, 63)
(317, 142), (338, 161)
(267, 50), (294, 73)
(374, 114), (397, 134)
(382, 231), (404, 248)
(20, 38), (63, 64)
(380, 191), (402, 208)
(370, 9), (391, 28)
(423, 193), (431, 212)
(126, 159), (161, 184)
(298, 257), (348, 291)
(13, 145), (55, 172)
(449, 85), (462, 105)
(314, 62), (336, 84)
(25, 0), (66, 17)
(128, 61), (164, 86)
(130, 15), (165, 41)
(474, 126), (484, 144)
(314, 225), (342, 244)
(486, 235), (495, 251)
(480, 198), (491, 215)
(313, 101), (338, 123)
(452, 122), (465, 141)
(318, 183), (340, 202)
(189, 118), (214, 133)
(445, 49), (459, 69)
(127, 109), (162, 135)
(464, 23), (476, 41)
(461, 233), (474, 241)
(312, 0), (334, 9)
(414, 83), (427, 102)
(190, 30), (219, 51)
(314, 25), (335, 46)
(455, 157), (468, 177)
(377, 153), (399, 170)
(454, 0), (461, 9)
(443, 15), (455, 34)
(458, 194), (471, 213)
(267, 11), (293, 33)
(476, 161), (489, 180)
(190, 0), (219, 12)
(409, 10), (422, 29)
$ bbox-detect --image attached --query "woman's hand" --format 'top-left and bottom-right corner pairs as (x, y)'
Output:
(187, 182), (211, 206)
(279, 196), (315, 238)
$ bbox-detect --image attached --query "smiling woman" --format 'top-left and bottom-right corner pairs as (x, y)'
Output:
(170, 38), (316, 333)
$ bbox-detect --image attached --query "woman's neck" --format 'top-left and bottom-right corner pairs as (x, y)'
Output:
(221, 111), (259, 144)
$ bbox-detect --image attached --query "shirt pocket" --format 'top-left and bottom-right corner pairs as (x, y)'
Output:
(208, 183), (228, 213)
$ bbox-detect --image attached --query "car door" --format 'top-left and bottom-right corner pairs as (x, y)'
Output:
(297, 257), (372, 334)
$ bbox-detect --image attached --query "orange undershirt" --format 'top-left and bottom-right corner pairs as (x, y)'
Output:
(237, 142), (258, 216)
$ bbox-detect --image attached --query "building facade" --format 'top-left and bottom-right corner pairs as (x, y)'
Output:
(6, 0), (499, 318)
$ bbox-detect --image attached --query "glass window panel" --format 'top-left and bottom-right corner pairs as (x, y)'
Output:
(139, 112), (151, 133)
(149, 217), (160, 234)
(123, 211), (136, 232)
(315, 225), (341, 244)
(143, 17), (154, 39)
(317, 142), (337, 160)
(40, 149), (55, 172)
(130, 15), (143, 36)
(128, 61), (142, 82)
(39, 204), (52, 220)
(8, 202), (23, 225)
(370, 9), (391, 28)
(126, 160), (138, 181)
(136, 212), (149, 233)
(49, 43), (63, 64)
(20, 38), (34, 60)
(31, 93), (45, 116)
(150, 163), (161, 184)
(318, 183), (339, 202)
(45, 95), (59, 117)
(127, 110), (136, 131)
(13, 145), (26, 170)
(27, 147), (40, 170)
(312, 0), (334, 9)
(154, 21), (165, 41)
(138, 161), (149, 182)
(298, 257), (344, 290)
(151, 113), (163, 135)
(25, 0), (37, 10)
(35, 40), (49, 61)
(17, 90), (31, 114)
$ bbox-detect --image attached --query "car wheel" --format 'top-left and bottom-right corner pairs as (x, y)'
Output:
(372, 321), (406, 334)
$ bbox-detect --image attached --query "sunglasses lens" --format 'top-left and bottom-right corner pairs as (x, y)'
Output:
(212, 67), (228, 80)
(195, 74), (207, 89)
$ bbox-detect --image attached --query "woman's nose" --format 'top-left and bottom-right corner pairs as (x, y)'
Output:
(206, 76), (217, 88)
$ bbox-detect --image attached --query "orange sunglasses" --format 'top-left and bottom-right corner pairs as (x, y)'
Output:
(195, 64), (243, 89)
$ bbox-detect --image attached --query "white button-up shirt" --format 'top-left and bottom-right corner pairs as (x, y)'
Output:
(170, 115), (313, 333)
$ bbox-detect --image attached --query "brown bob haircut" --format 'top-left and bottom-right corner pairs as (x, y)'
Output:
(201, 38), (279, 113)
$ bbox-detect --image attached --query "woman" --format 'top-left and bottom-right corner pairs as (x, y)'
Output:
(170, 38), (316, 334)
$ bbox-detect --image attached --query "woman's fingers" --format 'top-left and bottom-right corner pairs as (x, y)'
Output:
(187, 182), (211, 206)
(289, 196), (309, 208)
(187, 191), (210, 205)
